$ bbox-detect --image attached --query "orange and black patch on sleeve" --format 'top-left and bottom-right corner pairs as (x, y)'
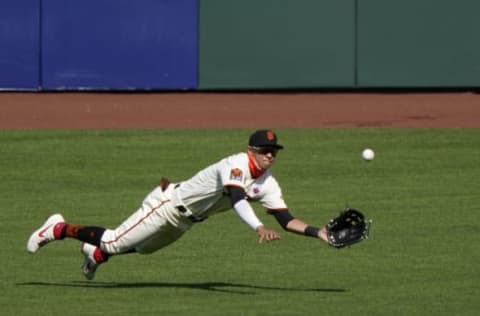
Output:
(229, 168), (243, 181)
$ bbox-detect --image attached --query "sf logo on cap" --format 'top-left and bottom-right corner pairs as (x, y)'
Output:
(266, 131), (275, 141)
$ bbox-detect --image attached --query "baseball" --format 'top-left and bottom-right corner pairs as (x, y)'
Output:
(361, 148), (375, 161)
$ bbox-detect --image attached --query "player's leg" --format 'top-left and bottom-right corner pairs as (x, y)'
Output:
(82, 187), (184, 279)
(134, 220), (187, 254)
(27, 186), (187, 280)
(27, 187), (167, 254)
(26, 213), (113, 281)
(27, 214), (66, 253)
(27, 214), (108, 252)
(79, 215), (185, 280)
(99, 187), (175, 254)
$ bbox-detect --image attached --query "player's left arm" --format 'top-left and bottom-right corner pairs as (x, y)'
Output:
(269, 209), (328, 243)
(259, 177), (328, 242)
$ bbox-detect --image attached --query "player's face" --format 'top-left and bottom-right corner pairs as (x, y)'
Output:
(249, 146), (279, 169)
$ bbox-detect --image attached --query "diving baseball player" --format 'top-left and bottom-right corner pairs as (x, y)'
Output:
(27, 130), (329, 280)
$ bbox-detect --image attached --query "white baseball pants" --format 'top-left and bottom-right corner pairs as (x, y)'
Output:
(100, 185), (193, 255)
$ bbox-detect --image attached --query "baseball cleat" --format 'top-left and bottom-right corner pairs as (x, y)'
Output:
(27, 214), (65, 253)
(81, 243), (101, 280)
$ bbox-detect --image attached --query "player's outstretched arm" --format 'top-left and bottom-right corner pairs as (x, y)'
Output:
(269, 210), (328, 243)
(286, 218), (328, 243)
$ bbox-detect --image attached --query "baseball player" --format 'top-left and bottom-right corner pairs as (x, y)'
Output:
(27, 130), (329, 280)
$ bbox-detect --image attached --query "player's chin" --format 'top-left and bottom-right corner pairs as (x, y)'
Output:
(262, 160), (274, 169)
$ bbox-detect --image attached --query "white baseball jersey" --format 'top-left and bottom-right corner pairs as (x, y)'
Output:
(174, 152), (288, 219)
(100, 152), (288, 255)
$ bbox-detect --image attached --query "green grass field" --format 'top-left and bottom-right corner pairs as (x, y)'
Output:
(1, 129), (479, 315)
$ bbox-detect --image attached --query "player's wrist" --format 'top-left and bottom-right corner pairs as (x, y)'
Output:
(304, 226), (320, 238)
(255, 225), (269, 233)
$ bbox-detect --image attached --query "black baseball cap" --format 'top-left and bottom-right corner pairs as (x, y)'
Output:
(248, 130), (284, 149)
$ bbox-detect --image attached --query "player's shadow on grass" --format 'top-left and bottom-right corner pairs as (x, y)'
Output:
(18, 281), (347, 295)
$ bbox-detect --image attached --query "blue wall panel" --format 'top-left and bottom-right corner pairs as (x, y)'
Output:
(0, 0), (40, 90)
(42, 0), (198, 90)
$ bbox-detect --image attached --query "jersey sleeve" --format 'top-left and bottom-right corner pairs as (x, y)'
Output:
(220, 154), (249, 189)
(259, 176), (288, 211)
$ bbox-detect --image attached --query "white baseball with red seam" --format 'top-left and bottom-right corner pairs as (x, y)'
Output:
(361, 148), (375, 161)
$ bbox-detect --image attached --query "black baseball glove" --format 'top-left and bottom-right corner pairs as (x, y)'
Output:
(326, 208), (371, 249)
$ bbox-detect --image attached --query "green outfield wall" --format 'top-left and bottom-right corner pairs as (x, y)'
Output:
(199, 0), (356, 89)
(199, 0), (480, 89)
(357, 0), (480, 87)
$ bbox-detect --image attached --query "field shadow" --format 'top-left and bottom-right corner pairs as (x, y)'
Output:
(18, 281), (347, 295)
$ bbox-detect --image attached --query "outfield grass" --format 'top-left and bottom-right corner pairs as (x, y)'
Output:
(1, 129), (479, 315)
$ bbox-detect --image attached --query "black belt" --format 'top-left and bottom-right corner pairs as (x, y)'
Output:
(174, 183), (207, 222)
(176, 205), (206, 223)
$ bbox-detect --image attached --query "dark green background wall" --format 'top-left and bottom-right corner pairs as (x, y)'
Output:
(358, 0), (480, 87)
(199, 0), (480, 89)
(199, 0), (356, 89)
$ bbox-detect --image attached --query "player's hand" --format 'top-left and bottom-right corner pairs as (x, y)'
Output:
(319, 227), (329, 243)
(256, 226), (282, 243)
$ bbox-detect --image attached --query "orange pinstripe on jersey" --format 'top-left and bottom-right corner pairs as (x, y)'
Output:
(102, 199), (170, 245)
